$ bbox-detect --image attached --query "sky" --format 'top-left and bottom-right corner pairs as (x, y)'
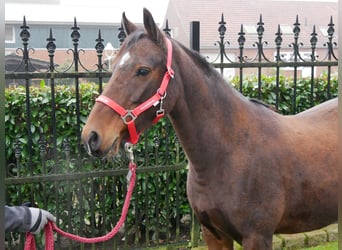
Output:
(5, 0), (170, 26)
(5, 0), (337, 25)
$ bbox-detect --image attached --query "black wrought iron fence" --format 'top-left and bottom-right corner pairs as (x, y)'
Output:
(4, 13), (338, 250)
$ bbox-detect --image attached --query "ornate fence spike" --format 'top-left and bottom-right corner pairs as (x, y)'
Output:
(62, 138), (71, 154)
(274, 24), (283, 61)
(213, 13), (234, 71)
(46, 28), (56, 56)
(118, 23), (126, 45)
(174, 134), (180, 146)
(20, 16), (30, 45)
(310, 25), (318, 61)
(69, 17), (89, 73)
(218, 13), (226, 40)
(14, 137), (22, 159)
(293, 15), (301, 39)
(95, 29), (105, 72)
(325, 16), (338, 60)
(71, 17), (80, 44)
(39, 135), (47, 157)
(163, 19), (172, 37)
(327, 16), (334, 38)
(19, 16), (31, 72)
(237, 24), (246, 66)
(257, 14), (264, 37)
(46, 28), (56, 72)
(95, 29), (105, 55)
(238, 24), (246, 49)
(275, 25), (283, 48)
(154, 135), (161, 148)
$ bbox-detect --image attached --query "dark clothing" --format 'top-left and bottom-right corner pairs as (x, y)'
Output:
(5, 205), (32, 233)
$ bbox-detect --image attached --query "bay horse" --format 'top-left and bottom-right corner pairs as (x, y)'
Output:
(81, 9), (338, 249)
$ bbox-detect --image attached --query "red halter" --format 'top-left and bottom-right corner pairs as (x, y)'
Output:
(95, 37), (174, 145)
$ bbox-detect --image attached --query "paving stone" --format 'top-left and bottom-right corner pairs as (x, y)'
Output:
(324, 224), (338, 242)
(280, 233), (307, 249)
(191, 224), (337, 249)
(304, 229), (328, 247)
(272, 235), (284, 250)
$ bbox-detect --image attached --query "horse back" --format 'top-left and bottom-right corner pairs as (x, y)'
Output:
(295, 98), (338, 124)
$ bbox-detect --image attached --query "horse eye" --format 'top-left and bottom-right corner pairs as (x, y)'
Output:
(136, 68), (150, 77)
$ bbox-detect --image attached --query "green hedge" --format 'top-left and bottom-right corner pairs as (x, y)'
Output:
(5, 82), (99, 164)
(231, 73), (338, 114)
(5, 74), (338, 164)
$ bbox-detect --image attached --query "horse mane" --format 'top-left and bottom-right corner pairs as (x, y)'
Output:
(176, 41), (216, 75)
(170, 39), (280, 114)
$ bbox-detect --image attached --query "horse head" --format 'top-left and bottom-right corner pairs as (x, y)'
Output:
(82, 8), (177, 157)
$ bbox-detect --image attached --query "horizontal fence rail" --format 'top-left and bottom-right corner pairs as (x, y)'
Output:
(5, 13), (338, 250)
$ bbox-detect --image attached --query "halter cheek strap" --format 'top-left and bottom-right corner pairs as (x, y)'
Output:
(95, 38), (174, 145)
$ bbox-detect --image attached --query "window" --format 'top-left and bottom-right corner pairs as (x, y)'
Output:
(275, 51), (312, 62)
(280, 25), (293, 35)
(244, 25), (257, 34)
(319, 27), (328, 37)
(5, 25), (15, 43)
(273, 51), (316, 77)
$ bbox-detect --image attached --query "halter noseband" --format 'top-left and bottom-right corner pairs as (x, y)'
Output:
(95, 37), (174, 145)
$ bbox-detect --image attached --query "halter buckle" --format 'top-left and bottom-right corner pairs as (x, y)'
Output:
(156, 109), (165, 117)
(124, 142), (134, 163)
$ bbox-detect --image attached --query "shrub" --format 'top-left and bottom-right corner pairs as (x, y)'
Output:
(231, 73), (338, 114)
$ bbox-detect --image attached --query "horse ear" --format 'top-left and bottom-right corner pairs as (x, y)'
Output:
(143, 8), (164, 45)
(122, 12), (137, 36)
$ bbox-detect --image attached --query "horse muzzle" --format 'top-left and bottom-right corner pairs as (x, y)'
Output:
(83, 131), (103, 157)
(82, 129), (122, 158)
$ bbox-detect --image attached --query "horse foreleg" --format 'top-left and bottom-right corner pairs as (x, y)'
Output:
(201, 225), (234, 250)
(241, 233), (273, 250)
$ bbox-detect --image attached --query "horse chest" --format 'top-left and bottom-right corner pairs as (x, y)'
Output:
(186, 166), (243, 240)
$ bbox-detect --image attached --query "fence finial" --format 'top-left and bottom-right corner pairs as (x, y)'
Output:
(95, 29), (105, 55)
(118, 23), (126, 45)
(163, 19), (171, 37)
(218, 13), (226, 39)
(71, 17), (80, 44)
(20, 16), (30, 44)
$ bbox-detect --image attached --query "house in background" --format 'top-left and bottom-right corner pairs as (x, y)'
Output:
(5, 0), (338, 79)
(5, 54), (59, 86)
(5, 0), (168, 72)
(164, 0), (338, 79)
(5, 18), (122, 72)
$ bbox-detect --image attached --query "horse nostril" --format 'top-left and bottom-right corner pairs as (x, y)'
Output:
(86, 131), (102, 156)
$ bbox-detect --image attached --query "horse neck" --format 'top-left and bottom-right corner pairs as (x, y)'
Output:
(168, 43), (257, 167)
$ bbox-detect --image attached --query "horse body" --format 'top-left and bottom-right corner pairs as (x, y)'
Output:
(81, 9), (337, 249)
(169, 42), (337, 248)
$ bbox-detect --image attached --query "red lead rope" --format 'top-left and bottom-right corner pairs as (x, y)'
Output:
(24, 161), (137, 250)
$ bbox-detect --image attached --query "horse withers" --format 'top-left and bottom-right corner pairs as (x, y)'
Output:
(81, 9), (338, 250)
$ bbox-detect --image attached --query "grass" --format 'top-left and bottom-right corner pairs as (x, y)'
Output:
(192, 241), (338, 250)
(298, 241), (338, 250)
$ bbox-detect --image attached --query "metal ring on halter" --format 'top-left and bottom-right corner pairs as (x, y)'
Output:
(121, 110), (137, 124)
(157, 89), (167, 99)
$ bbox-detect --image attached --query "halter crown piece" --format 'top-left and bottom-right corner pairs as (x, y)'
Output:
(96, 37), (174, 144)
